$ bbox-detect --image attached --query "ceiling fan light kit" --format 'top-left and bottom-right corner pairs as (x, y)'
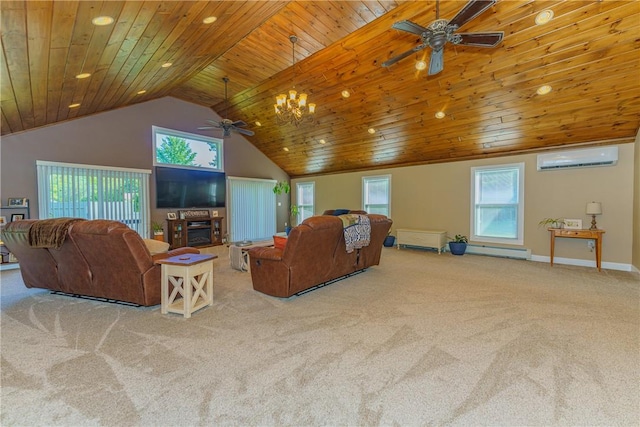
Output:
(382, 0), (503, 76)
(275, 35), (316, 127)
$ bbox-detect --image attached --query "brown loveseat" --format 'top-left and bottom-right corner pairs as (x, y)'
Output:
(248, 214), (392, 297)
(1, 219), (199, 306)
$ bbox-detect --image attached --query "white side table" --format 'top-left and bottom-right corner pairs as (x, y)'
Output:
(156, 253), (217, 318)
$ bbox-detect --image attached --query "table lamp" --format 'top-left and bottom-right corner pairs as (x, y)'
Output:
(586, 202), (602, 230)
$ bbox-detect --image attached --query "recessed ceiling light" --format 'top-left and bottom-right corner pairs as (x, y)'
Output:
(341, 90), (350, 98)
(75, 73), (91, 79)
(136, 90), (147, 95)
(69, 103), (81, 108)
(368, 128), (376, 134)
(415, 60), (427, 71)
(535, 9), (554, 25)
(435, 111), (445, 119)
(202, 16), (217, 24)
(283, 147), (289, 152)
(536, 85), (552, 95)
(319, 139), (326, 144)
(161, 62), (172, 68)
(255, 121), (262, 127)
(92, 16), (114, 26)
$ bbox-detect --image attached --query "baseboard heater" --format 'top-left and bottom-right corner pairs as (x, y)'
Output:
(464, 244), (531, 260)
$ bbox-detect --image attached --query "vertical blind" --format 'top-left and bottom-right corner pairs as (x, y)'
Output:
(227, 176), (276, 242)
(36, 161), (151, 237)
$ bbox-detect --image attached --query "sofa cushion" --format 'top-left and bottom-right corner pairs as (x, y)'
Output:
(143, 238), (170, 255)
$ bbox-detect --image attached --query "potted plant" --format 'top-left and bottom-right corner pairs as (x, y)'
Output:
(448, 234), (468, 255)
(286, 204), (300, 235)
(538, 218), (565, 229)
(272, 181), (291, 195)
(383, 231), (396, 247)
(151, 221), (164, 242)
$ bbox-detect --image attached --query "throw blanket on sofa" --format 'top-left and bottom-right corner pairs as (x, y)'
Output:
(28, 218), (84, 249)
(338, 214), (371, 253)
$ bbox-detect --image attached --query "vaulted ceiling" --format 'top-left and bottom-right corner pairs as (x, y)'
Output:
(2, 1), (639, 177)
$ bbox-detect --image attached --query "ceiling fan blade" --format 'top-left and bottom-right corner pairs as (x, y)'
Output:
(197, 126), (217, 130)
(428, 48), (444, 76)
(231, 120), (248, 127)
(234, 127), (255, 137)
(455, 32), (503, 47)
(448, 0), (497, 30)
(382, 44), (427, 67)
(391, 20), (428, 35)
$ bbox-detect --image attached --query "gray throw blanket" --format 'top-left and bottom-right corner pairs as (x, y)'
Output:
(339, 214), (371, 253)
(28, 218), (84, 249)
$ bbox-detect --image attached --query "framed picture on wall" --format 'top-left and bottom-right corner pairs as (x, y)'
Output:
(564, 218), (582, 230)
(7, 197), (27, 207)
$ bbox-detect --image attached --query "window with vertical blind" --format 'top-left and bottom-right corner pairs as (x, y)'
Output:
(36, 161), (151, 237)
(296, 181), (315, 223)
(363, 175), (391, 216)
(227, 177), (276, 242)
(471, 163), (524, 245)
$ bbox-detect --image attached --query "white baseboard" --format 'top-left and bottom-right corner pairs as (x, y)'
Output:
(530, 255), (634, 272)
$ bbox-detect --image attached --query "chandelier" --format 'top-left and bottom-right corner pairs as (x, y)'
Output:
(274, 35), (316, 126)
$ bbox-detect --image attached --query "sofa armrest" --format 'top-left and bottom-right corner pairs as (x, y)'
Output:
(152, 247), (200, 262)
(248, 246), (283, 261)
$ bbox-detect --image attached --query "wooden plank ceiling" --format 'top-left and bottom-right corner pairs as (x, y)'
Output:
(1, 1), (639, 177)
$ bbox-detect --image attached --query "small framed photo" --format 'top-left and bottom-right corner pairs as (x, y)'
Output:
(10, 214), (25, 222)
(0, 216), (6, 227)
(212, 210), (219, 217)
(167, 212), (177, 220)
(7, 197), (27, 207)
(564, 218), (582, 230)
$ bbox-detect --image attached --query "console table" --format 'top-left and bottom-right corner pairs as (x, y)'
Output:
(548, 228), (605, 271)
(167, 217), (223, 249)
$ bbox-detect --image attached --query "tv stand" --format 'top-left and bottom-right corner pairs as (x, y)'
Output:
(167, 217), (223, 249)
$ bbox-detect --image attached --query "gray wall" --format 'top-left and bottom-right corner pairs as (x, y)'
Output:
(0, 97), (289, 233)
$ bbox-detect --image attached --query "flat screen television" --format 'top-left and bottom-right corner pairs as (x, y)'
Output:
(155, 166), (226, 208)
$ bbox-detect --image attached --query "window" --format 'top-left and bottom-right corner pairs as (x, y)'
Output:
(227, 177), (276, 242)
(296, 182), (315, 223)
(363, 175), (391, 216)
(471, 163), (524, 245)
(36, 161), (151, 237)
(152, 126), (223, 171)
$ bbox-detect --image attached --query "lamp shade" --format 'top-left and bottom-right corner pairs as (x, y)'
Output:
(586, 202), (602, 215)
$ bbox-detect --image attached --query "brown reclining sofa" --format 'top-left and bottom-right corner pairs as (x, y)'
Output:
(248, 213), (392, 298)
(1, 219), (199, 306)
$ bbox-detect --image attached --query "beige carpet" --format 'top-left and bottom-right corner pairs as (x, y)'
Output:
(1, 246), (638, 426)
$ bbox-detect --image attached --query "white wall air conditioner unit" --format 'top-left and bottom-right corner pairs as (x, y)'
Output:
(537, 146), (618, 171)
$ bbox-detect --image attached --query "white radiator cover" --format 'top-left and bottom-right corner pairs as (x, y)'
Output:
(464, 244), (531, 260)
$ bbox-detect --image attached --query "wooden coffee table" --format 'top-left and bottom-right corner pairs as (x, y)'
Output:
(156, 253), (217, 318)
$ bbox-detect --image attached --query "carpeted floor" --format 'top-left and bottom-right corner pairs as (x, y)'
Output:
(1, 246), (639, 426)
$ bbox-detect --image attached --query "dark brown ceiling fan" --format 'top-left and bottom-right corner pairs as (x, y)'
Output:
(198, 77), (254, 137)
(382, 0), (503, 75)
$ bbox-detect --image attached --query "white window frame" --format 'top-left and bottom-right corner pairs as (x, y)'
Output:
(36, 160), (151, 237)
(362, 175), (391, 216)
(470, 162), (525, 245)
(152, 125), (224, 172)
(296, 181), (315, 223)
